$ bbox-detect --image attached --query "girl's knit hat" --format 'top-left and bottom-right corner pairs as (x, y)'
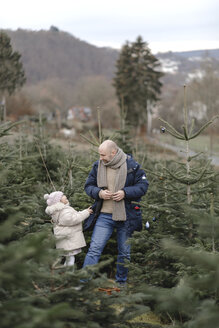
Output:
(44, 191), (63, 206)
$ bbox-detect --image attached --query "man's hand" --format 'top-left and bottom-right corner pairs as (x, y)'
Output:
(99, 189), (113, 200)
(112, 190), (125, 202)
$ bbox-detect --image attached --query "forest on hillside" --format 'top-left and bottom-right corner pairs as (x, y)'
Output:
(5, 27), (119, 84)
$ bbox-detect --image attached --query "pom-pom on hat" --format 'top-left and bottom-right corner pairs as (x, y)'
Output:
(44, 191), (64, 206)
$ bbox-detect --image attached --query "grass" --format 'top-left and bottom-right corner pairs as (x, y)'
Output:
(156, 133), (219, 156)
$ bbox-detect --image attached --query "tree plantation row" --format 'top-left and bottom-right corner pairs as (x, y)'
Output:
(0, 110), (218, 327)
(0, 29), (219, 328)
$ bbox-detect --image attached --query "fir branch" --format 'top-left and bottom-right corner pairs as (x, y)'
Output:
(97, 106), (102, 143)
(188, 152), (203, 162)
(19, 154), (40, 161)
(192, 187), (213, 194)
(0, 120), (25, 137)
(188, 118), (195, 137)
(158, 117), (185, 139)
(32, 281), (46, 294)
(164, 128), (186, 140)
(142, 167), (167, 180)
(51, 283), (66, 292)
(189, 115), (219, 140)
(88, 130), (100, 146)
(199, 174), (217, 182)
(183, 85), (189, 139)
(70, 162), (92, 174)
(182, 125), (189, 140)
(51, 258), (64, 270)
(166, 312), (175, 326)
(141, 203), (173, 213)
(0, 148), (20, 160)
(164, 163), (210, 185)
(80, 133), (99, 147)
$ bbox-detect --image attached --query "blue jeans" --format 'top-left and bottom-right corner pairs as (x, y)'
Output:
(83, 213), (131, 283)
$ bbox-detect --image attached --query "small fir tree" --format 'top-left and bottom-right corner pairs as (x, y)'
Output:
(127, 86), (219, 326)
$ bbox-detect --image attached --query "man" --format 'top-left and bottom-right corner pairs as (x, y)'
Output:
(83, 140), (148, 284)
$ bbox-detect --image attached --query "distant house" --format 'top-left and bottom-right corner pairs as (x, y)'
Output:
(67, 107), (92, 122)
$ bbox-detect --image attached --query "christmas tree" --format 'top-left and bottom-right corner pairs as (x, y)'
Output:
(127, 86), (219, 326)
(1, 119), (157, 328)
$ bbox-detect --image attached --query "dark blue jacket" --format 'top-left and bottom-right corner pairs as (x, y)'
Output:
(84, 155), (149, 234)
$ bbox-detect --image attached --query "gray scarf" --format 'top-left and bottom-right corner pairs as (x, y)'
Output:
(97, 148), (127, 221)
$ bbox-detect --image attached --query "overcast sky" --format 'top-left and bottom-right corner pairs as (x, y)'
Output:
(1, 0), (219, 53)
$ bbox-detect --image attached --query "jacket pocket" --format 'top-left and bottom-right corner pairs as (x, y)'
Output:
(126, 203), (142, 232)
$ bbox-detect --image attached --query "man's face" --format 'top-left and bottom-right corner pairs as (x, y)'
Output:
(99, 147), (115, 163)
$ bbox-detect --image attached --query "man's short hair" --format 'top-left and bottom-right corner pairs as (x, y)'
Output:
(99, 140), (118, 152)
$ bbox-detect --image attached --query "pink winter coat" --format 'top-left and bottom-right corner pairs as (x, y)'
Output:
(45, 202), (90, 251)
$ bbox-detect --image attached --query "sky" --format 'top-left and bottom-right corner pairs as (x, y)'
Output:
(1, 0), (219, 53)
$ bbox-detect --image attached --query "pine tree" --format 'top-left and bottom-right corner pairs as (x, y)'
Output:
(0, 31), (26, 120)
(113, 36), (163, 131)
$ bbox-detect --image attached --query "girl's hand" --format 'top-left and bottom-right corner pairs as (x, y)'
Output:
(88, 206), (93, 214)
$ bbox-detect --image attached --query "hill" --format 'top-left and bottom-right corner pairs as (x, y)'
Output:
(3, 28), (119, 85)
(2, 28), (219, 86)
(157, 49), (219, 84)
(1, 28), (219, 128)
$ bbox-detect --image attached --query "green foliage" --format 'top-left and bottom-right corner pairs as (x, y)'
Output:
(0, 31), (25, 95)
(113, 36), (163, 127)
(1, 100), (219, 327)
(128, 160), (219, 326)
(127, 88), (219, 326)
(1, 121), (152, 328)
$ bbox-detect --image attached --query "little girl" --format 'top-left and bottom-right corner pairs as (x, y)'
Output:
(44, 191), (93, 266)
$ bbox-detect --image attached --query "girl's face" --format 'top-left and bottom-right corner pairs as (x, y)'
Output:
(61, 195), (68, 204)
